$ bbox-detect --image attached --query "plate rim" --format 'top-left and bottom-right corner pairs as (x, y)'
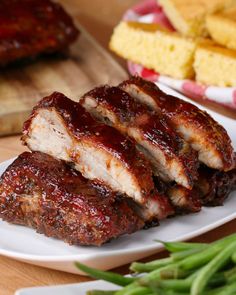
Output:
(15, 280), (118, 295)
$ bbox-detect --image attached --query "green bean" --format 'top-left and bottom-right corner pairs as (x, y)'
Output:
(155, 240), (207, 253)
(123, 287), (151, 295)
(227, 272), (236, 284)
(131, 246), (207, 273)
(138, 263), (191, 285)
(139, 264), (178, 283)
(75, 262), (135, 286)
(87, 291), (117, 295)
(231, 252), (236, 263)
(157, 291), (189, 295)
(204, 282), (236, 295)
(150, 279), (191, 292)
(116, 286), (151, 295)
(130, 257), (173, 273)
(150, 268), (229, 293)
(84, 234), (236, 295)
(130, 247), (206, 274)
(114, 283), (149, 295)
(180, 234), (236, 271)
(147, 269), (199, 292)
(204, 267), (236, 288)
(224, 266), (236, 283)
(207, 273), (226, 288)
(171, 247), (208, 261)
(191, 241), (236, 295)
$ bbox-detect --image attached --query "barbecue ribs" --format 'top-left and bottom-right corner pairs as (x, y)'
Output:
(120, 76), (235, 171)
(153, 177), (202, 214)
(0, 152), (144, 246)
(165, 167), (236, 211)
(0, 76), (235, 247)
(158, 167), (236, 213)
(0, 0), (79, 66)
(22, 92), (174, 222)
(81, 86), (198, 189)
(167, 185), (202, 213)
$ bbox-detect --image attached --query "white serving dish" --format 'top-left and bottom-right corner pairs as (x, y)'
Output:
(0, 83), (235, 275)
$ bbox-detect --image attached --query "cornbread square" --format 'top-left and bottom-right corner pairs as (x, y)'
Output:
(206, 6), (236, 50)
(109, 21), (197, 79)
(194, 44), (236, 87)
(159, 0), (235, 37)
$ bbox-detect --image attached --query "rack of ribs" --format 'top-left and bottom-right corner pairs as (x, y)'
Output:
(22, 92), (174, 222)
(0, 152), (144, 246)
(0, 77), (235, 246)
(120, 76), (235, 172)
(81, 86), (199, 189)
(0, 0), (79, 66)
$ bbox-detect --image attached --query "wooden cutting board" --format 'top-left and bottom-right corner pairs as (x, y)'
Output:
(0, 23), (128, 136)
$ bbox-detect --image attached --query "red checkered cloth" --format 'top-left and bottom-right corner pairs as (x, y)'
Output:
(123, 0), (236, 110)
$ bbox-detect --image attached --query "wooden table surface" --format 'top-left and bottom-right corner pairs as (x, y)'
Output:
(0, 1), (235, 294)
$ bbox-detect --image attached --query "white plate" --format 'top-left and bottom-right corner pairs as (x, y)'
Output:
(1, 84), (236, 275)
(16, 280), (119, 295)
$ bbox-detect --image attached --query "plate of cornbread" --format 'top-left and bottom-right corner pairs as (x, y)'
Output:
(109, 0), (236, 109)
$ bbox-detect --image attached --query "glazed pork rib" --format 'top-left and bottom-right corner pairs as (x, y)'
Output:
(165, 166), (236, 212)
(22, 92), (174, 222)
(154, 177), (202, 213)
(167, 186), (202, 213)
(163, 167), (236, 212)
(81, 86), (198, 189)
(120, 76), (235, 172)
(0, 0), (79, 66)
(158, 166), (236, 213)
(0, 152), (144, 246)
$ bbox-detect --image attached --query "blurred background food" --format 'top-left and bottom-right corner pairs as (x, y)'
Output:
(110, 0), (236, 88)
(194, 44), (236, 87)
(158, 0), (235, 37)
(0, 0), (127, 137)
(206, 6), (236, 50)
(110, 21), (198, 79)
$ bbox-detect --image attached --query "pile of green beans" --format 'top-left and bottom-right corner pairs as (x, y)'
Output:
(76, 233), (236, 295)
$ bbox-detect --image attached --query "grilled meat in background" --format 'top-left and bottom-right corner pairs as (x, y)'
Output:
(0, 152), (144, 246)
(0, 0), (79, 67)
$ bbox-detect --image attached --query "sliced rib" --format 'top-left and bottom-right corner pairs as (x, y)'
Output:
(22, 92), (173, 221)
(154, 177), (202, 214)
(167, 186), (202, 214)
(81, 86), (198, 189)
(120, 76), (235, 171)
(0, 152), (144, 246)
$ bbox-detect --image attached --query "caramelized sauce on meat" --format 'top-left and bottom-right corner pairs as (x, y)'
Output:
(82, 86), (199, 188)
(23, 92), (148, 173)
(120, 76), (235, 171)
(0, 152), (144, 246)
